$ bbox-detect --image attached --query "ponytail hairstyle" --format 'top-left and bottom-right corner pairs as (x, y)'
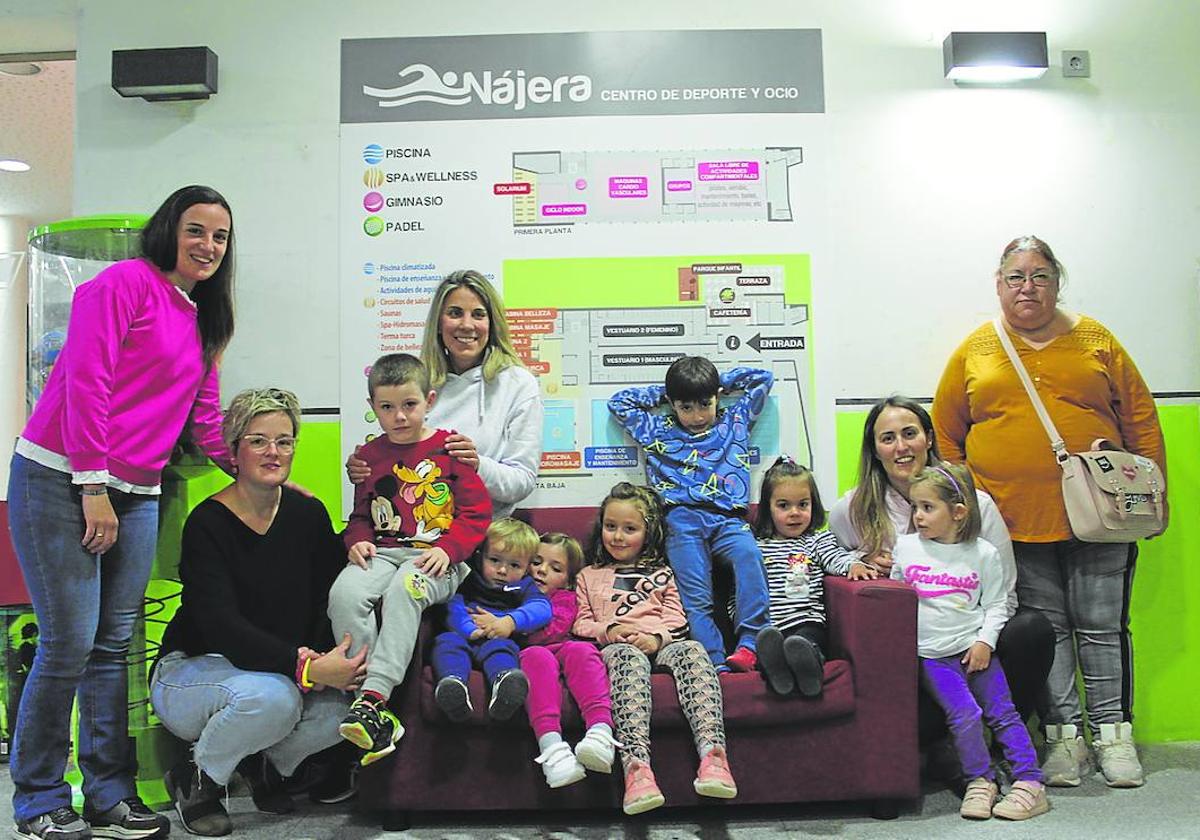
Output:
(754, 455), (825, 539)
(587, 482), (667, 570)
(140, 185), (235, 370)
(908, 463), (981, 542)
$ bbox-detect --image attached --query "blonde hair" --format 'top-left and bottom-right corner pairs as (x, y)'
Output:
(420, 270), (524, 387)
(539, 532), (585, 586)
(485, 517), (539, 560)
(222, 388), (300, 455)
(909, 463), (981, 543)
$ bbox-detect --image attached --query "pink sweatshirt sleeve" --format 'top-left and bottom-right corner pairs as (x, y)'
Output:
(188, 362), (233, 473)
(524, 589), (577, 646)
(60, 265), (140, 472)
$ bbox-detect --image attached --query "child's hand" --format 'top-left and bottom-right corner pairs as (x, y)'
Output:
(631, 632), (661, 655)
(962, 641), (992, 674)
(847, 561), (880, 580)
(348, 541), (376, 569)
(607, 624), (639, 644)
(471, 607), (516, 639)
(415, 548), (451, 577)
(486, 616), (517, 639)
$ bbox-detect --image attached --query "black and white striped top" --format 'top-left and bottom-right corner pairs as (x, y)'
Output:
(754, 532), (859, 631)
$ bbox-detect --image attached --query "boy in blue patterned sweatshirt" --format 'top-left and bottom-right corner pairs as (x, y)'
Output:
(432, 517), (552, 722)
(608, 357), (774, 671)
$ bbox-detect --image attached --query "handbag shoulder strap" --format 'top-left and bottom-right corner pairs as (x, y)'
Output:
(991, 318), (1070, 467)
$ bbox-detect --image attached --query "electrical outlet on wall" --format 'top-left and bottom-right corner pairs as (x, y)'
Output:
(1063, 50), (1091, 78)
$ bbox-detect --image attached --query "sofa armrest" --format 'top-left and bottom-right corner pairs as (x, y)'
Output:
(824, 576), (916, 698)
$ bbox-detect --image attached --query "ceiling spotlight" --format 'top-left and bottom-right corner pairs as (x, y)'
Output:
(0, 159), (32, 172)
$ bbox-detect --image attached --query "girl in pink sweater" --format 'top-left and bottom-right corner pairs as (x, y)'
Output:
(574, 482), (737, 815)
(519, 533), (617, 789)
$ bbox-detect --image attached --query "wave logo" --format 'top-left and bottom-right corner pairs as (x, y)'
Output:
(362, 144), (384, 165)
(363, 216), (384, 237)
(363, 63), (592, 112)
(363, 167), (384, 188)
(363, 262), (375, 275)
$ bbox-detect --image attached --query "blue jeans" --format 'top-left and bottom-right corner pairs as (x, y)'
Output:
(1014, 539), (1137, 734)
(665, 506), (770, 666)
(150, 652), (350, 785)
(7, 453), (159, 820)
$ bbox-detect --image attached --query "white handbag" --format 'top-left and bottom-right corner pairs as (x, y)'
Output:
(992, 318), (1166, 542)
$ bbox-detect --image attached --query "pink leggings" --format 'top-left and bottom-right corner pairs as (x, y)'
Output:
(520, 641), (613, 739)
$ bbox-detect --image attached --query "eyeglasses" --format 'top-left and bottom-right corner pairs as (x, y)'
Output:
(240, 434), (297, 454)
(1002, 271), (1056, 289)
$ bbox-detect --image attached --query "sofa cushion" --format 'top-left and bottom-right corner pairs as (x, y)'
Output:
(417, 657), (854, 729)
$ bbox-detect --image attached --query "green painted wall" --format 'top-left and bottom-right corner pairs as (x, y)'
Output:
(834, 403), (1200, 743)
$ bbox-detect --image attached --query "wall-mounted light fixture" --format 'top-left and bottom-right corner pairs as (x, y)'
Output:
(943, 32), (1048, 84)
(111, 46), (218, 101)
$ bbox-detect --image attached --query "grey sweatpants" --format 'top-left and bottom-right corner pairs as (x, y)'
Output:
(327, 546), (470, 699)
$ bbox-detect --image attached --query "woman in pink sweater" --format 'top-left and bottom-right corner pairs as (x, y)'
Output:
(7, 186), (236, 840)
(574, 482), (736, 816)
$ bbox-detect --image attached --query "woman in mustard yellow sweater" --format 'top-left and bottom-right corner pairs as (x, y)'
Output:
(932, 236), (1166, 791)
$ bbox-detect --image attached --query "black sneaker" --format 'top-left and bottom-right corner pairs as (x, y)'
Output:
(13, 806), (90, 840)
(309, 757), (359, 805)
(236, 752), (294, 815)
(434, 676), (473, 723)
(163, 759), (231, 837)
(85, 796), (170, 839)
(487, 669), (528, 721)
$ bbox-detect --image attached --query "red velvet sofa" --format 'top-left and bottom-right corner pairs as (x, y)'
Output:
(358, 508), (920, 830)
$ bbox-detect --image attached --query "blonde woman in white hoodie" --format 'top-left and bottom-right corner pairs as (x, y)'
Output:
(349, 270), (543, 519)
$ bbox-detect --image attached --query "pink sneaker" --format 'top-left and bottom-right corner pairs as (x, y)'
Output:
(622, 760), (665, 815)
(694, 746), (738, 799)
(725, 646), (758, 673)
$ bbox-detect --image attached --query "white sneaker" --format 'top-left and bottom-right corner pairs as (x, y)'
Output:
(534, 741), (586, 789)
(1094, 721), (1144, 788)
(574, 726), (620, 774)
(1041, 723), (1090, 787)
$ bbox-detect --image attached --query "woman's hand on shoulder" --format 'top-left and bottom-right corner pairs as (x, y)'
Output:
(346, 446), (370, 484)
(442, 433), (479, 470)
(81, 490), (119, 555)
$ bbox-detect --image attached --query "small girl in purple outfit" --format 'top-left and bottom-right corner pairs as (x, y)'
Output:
(890, 464), (1049, 822)
(519, 533), (618, 789)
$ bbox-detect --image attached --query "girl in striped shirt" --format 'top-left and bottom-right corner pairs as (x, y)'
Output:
(752, 457), (877, 697)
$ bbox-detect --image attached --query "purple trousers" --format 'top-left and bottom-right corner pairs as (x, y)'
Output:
(921, 654), (1042, 783)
